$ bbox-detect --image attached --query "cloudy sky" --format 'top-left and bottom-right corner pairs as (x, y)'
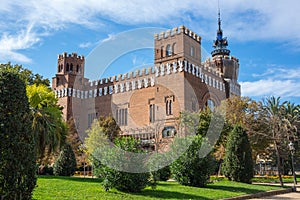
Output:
(0, 0), (299, 103)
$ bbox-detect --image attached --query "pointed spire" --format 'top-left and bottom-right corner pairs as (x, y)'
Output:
(218, 0), (222, 33)
(211, 0), (230, 57)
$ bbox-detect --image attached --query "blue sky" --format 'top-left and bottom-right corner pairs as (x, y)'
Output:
(0, 0), (300, 104)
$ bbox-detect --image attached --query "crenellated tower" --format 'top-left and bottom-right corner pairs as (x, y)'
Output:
(52, 52), (85, 120)
(154, 25), (202, 66)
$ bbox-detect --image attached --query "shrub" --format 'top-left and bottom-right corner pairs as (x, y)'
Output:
(171, 135), (216, 187)
(98, 137), (150, 192)
(222, 125), (254, 183)
(53, 143), (77, 176)
(0, 69), (37, 199)
(154, 166), (172, 181)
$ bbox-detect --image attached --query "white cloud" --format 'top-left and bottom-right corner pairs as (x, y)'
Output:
(241, 79), (300, 97)
(79, 42), (93, 48)
(0, 24), (39, 63)
(1, 0), (300, 63)
(241, 66), (300, 98)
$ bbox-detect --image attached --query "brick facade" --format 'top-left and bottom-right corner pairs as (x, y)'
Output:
(52, 26), (241, 149)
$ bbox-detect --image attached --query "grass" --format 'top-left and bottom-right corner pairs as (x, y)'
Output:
(32, 176), (285, 200)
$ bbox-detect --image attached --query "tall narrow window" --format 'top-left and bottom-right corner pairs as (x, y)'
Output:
(166, 44), (172, 56)
(165, 97), (174, 116)
(149, 104), (155, 123)
(169, 101), (173, 115)
(124, 108), (128, 126)
(172, 43), (176, 55)
(190, 46), (195, 57)
(161, 46), (164, 58)
(76, 65), (79, 72)
(116, 110), (119, 124)
(66, 63), (69, 72)
(166, 101), (169, 115)
(70, 63), (73, 72)
(207, 99), (215, 111)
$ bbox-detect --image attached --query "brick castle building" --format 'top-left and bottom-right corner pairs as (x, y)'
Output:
(52, 15), (241, 149)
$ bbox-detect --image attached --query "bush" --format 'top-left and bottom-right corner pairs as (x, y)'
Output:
(171, 135), (216, 187)
(222, 125), (254, 183)
(154, 166), (172, 181)
(0, 69), (37, 199)
(53, 143), (77, 176)
(97, 137), (150, 192)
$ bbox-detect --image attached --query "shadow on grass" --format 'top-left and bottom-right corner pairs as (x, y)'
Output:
(207, 184), (265, 194)
(37, 175), (103, 183)
(133, 190), (211, 200)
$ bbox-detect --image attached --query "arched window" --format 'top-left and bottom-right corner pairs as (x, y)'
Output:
(172, 43), (176, 55)
(66, 63), (69, 72)
(166, 44), (172, 56)
(161, 46), (164, 58)
(207, 99), (215, 111)
(70, 63), (73, 72)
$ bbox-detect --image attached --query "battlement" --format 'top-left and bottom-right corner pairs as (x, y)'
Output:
(211, 55), (239, 63)
(58, 52), (85, 60)
(154, 25), (201, 43)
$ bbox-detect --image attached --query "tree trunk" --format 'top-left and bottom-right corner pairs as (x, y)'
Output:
(274, 142), (284, 186)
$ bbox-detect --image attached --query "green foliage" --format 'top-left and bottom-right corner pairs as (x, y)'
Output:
(0, 69), (37, 199)
(171, 135), (217, 187)
(27, 84), (67, 159)
(53, 143), (77, 176)
(98, 115), (121, 141)
(102, 137), (150, 192)
(88, 135), (150, 192)
(154, 166), (171, 181)
(222, 125), (254, 183)
(0, 63), (50, 86)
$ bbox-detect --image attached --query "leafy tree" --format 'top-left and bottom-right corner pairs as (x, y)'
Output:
(98, 115), (121, 141)
(0, 69), (36, 199)
(26, 84), (67, 159)
(222, 125), (253, 183)
(0, 63), (50, 86)
(257, 97), (299, 186)
(53, 143), (77, 176)
(171, 135), (216, 187)
(66, 118), (83, 166)
(220, 96), (270, 158)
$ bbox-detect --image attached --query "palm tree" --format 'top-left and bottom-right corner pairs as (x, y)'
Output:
(262, 96), (287, 186)
(26, 84), (67, 159)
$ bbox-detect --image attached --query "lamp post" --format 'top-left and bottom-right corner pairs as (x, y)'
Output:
(288, 141), (297, 191)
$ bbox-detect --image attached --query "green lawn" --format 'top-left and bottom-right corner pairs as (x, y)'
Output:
(33, 176), (284, 200)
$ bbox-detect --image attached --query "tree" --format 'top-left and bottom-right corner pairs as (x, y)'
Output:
(66, 118), (83, 166)
(0, 69), (36, 199)
(98, 115), (121, 141)
(258, 97), (299, 186)
(26, 84), (67, 159)
(171, 135), (216, 187)
(53, 143), (77, 176)
(0, 63), (50, 87)
(222, 125), (253, 183)
(220, 96), (270, 158)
